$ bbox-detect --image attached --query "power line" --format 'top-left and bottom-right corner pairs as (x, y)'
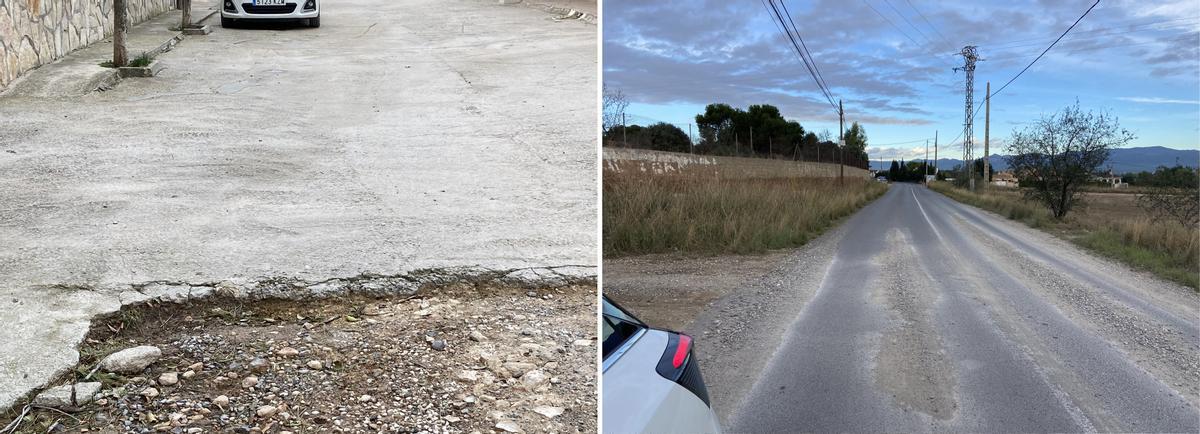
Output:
(873, 137), (936, 146)
(861, 0), (923, 49)
(779, 0), (836, 101)
(980, 16), (1199, 50)
(760, 0), (828, 106)
(882, 0), (935, 47)
(762, 0), (840, 113)
(902, 0), (954, 50)
(919, 16), (1198, 59)
(945, 0), (1104, 152)
(861, 0), (956, 67)
(982, 20), (1199, 54)
(989, 0), (1101, 101)
(986, 33), (1196, 63)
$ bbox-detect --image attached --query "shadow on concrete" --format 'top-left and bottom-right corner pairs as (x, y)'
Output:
(221, 19), (317, 30)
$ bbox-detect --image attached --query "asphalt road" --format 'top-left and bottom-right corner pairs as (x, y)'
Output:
(0, 0), (594, 409)
(726, 183), (1199, 433)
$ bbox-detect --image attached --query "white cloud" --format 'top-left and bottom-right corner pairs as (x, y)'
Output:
(1118, 97), (1200, 105)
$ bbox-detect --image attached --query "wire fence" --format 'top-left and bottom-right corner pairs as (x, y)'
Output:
(603, 113), (870, 169)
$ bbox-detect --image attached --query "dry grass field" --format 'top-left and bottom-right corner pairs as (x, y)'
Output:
(929, 182), (1198, 289)
(603, 173), (887, 256)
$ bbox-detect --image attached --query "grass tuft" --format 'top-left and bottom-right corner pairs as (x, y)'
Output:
(129, 52), (154, 68)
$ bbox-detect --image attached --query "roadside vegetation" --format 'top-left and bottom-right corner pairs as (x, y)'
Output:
(604, 173), (887, 256)
(602, 87), (870, 168)
(928, 102), (1198, 290)
(930, 178), (1198, 290)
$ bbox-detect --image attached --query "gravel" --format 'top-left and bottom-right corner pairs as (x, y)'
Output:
(5, 283), (596, 433)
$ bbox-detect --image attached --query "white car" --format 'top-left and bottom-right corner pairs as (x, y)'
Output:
(602, 296), (721, 434)
(220, 0), (321, 28)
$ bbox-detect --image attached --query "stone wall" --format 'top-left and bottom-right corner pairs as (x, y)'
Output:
(603, 147), (873, 179)
(0, 0), (175, 90)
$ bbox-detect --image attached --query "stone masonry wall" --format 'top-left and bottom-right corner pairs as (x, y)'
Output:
(0, 0), (175, 90)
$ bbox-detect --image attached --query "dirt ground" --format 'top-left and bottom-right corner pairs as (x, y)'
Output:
(2, 284), (597, 433)
(1077, 191), (1145, 221)
(601, 251), (794, 331)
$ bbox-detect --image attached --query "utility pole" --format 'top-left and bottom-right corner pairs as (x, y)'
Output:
(113, 0), (129, 66)
(769, 136), (773, 159)
(839, 99), (845, 184)
(934, 130), (938, 177)
(984, 81), (991, 190)
(925, 139), (930, 184)
(735, 132), (739, 156)
(955, 45), (979, 191)
(621, 113), (627, 148)
(688, 123), (694, 154)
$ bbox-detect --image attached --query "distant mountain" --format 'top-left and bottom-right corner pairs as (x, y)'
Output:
(869, 146), (1199, 174)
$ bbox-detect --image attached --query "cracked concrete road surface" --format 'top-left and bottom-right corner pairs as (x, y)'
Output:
(0, 0), (595, 410)
(684, 184), (1199, 432)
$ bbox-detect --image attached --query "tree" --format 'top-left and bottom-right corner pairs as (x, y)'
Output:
(181, 0), (192, 30)
(844, 122), (868, 161)
(113, 0), (129, 66)
(602, 86), (629, 135)
(1005, 102), (1134, 219)
(1137, 189), (1199, 226)
(695, 103), (739, 154)
(641, 123), (692, 153)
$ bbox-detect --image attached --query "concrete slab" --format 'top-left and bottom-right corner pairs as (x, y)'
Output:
(0, 0), (596, 411)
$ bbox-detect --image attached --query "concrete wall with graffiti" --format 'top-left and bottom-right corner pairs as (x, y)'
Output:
(603, 147), (873, 179)
(0, 0), (175, 91)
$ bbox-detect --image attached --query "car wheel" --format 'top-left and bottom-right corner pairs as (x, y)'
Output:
(308, 16), (320, 28)
(221, 16), (235, 28)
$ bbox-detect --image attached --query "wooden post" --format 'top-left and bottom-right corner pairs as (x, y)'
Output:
(984, 81), (991, 189)
(840, 104), (846, 182)
(181, 0), (192, 29)
(113, 0), (128, 67)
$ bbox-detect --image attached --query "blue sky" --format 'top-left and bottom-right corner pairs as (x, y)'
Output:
(603, 0), (1200, 160)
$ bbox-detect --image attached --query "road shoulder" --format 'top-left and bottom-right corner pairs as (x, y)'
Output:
(603, 224), (847, 424)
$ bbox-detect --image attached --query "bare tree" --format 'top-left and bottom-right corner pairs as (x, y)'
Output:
(1136, 189), (1199, 226)
(602, 85), (628, 135)
(1005, 102), (1134, 219)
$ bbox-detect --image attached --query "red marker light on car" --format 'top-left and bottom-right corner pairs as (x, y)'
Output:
(673, 334), (692, 368)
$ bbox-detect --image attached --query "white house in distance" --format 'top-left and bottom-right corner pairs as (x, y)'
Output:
(992, 171), (1019, 188)
(1093, 169), (1126, 188)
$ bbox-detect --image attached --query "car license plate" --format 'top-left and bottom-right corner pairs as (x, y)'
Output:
(255, 0), (285, 5)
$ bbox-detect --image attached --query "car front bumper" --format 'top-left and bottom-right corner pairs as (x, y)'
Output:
(220, 1), (319, 19)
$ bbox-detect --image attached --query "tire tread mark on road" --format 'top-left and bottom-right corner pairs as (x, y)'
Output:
(930, 192), (1198, 334)
(871, 227), (958, 421)
(915, 186), (1198, 431)
(906, 185), (1098, 432)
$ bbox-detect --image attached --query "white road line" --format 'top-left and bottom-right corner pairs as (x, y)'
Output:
(912, 187), (944, 242)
